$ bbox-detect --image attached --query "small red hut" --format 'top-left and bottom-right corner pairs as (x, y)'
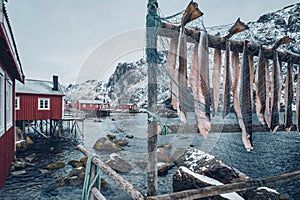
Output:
(15, 76), (64, 121)
(0, 2), (25, 188)
(74, 100), (109, 111)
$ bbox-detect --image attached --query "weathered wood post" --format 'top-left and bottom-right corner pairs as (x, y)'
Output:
(146, 0), (159, 196)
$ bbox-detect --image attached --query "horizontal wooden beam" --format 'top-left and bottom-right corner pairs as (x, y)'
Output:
(158, 22), (300, 64)
(167, 123), (297, 133)
(147, 170), (300, 200)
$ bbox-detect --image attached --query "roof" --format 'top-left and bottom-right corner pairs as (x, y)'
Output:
(16, 79), (64, 96)
(77, 100), (105, 104)
(0, 3), (24, 83)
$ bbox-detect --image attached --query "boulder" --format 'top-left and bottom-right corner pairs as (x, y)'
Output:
(100, 178), (109, 191)
(80, 157), (87, 167)
(26, 136), (34, 145)
(106, 134), (116, 141)
(172, 147), (288, 199)
(113, 139), (129, 147)
(66, 167), (86, 186)
(125, 135), (134, 139)
(11, 170), (26, 176)
(93, 137), (123, 152)
(105, 153), (133, 173)
(25, 154), (36, 162)
(68, 160), (84, 168)
(173, 166), (244, 200)
(157, 162), (174, 176)
(157, 144), (172, 163)
(13, 160), (28, 171)
(46, 161), (66, 170)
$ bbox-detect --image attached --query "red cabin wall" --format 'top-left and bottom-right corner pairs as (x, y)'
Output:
(16, 94), (63, 121)
(0, 78), (16, 188)
(0, 127), (15, 188)
(77, 103), (99, 111)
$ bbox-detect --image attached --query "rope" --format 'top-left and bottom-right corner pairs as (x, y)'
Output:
(141, 109), (168, 135)
(82, 154), (101, 200)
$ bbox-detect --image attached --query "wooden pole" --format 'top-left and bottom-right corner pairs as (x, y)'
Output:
(158, 22), (300, 64)
(77, 145), (145, 200)
(147, 170), (300, 200)
(146, 0), (158, 196)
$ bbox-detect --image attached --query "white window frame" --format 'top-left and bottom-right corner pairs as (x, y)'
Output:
(38, 98), (50, 110)
(15, 96), (20, 110)
(6, 76), (13, 130)
(0, 68), (4, 137)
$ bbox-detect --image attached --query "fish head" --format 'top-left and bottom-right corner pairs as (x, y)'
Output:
(181, 1), (204, 27)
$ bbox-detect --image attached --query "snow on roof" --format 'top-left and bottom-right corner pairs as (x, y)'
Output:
(179, 166), (245, 200)
(16, 79), (64, 95)
(77, 99), (104, 104)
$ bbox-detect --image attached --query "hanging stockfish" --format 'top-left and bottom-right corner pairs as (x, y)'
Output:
(270, 50), (280, 133)
(221, 18), (248, 118)
(249, 55), (254, 110)
(240, 40), (253, 150)
(264, 59), (272, 128)
(270, 36), (294, 132)
(177, 29), (188, 123)
(176, 0), (203, 123)
(232, 50), (252, 151)
(231, 51), (240, 113)
(231, 51), (239, 97)
(199, 30), (211, 121)
(189, 38), (199, 100)
(297, 69), (300, 134)
(284, 61), (294, 131)
(189, 31), (211, 137)
(166, 38), (179, 110)
(255, 46), (267, 125)
(222, 39), (232, 118)
(212, 48), (222, 116)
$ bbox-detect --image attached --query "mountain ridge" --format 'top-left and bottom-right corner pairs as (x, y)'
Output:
(63, 3), (300, 108)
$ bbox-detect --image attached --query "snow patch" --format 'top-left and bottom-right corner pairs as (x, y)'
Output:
(179, 166), (244, 200)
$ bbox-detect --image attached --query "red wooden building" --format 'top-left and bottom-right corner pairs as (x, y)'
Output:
(0, 2), (25, 188)
(74, 99), (110, 111)
(15, 76), (64, 121)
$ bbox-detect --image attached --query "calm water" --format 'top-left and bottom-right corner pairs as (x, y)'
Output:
(0, 112), (299, 199)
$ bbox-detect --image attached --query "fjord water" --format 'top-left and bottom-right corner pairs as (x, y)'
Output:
(0, 112), (299, 199)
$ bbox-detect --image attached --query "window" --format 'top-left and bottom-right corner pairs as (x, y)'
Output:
(38, 98), (50, 110)
(0, 69), (4, 136)
(82, 104), (86, 108)
(15, 96), (20, 110)
(6, 77), (13, 130)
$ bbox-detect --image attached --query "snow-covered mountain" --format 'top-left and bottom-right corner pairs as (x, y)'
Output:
(62, 80), (110, 104)
(63, 3), (300, 107)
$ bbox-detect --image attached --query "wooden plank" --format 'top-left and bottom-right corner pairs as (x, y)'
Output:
(158, 22), (300, 64)
(77, 145), (145, 200)
(91, 187), (107, 200)
(147, 170), (300, 200)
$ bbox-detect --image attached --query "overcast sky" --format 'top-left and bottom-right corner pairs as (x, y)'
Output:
(6, 0), (299, 84)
